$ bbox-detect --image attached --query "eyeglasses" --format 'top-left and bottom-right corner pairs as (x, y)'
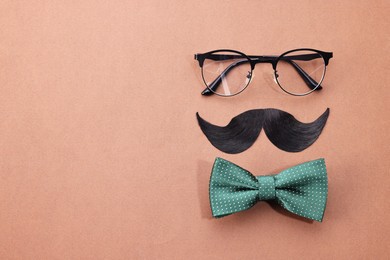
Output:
(194, 48), (333, 97)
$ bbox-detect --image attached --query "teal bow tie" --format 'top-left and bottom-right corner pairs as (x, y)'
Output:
(209, 158), (328, 222)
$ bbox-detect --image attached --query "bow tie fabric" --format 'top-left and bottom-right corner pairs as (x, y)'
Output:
(209, 158), (328, 222)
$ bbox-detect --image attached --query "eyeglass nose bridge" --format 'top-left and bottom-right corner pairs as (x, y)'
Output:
(249, 56), (278, 67)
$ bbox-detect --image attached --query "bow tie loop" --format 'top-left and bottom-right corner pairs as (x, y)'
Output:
(256, 176), (276, 201)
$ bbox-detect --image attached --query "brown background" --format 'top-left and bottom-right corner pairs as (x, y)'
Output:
(0, 1), (389, 259)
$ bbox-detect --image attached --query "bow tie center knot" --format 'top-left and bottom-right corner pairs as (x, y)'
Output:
(257, 176), (276, 201)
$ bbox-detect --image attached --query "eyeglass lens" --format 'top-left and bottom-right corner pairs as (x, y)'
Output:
(201, 51), (252, 96)
(275, 50), (325, 95)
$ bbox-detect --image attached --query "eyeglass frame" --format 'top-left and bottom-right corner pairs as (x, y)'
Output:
(194, 48), (333, 97)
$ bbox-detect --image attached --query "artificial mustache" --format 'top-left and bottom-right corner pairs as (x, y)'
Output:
(196, 108), (329, 154)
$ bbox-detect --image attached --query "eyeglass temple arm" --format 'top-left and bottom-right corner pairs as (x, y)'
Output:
(201, 59), (249, 95)
(261, 54), (323, 91)
(285, 60), (323, 91)
(200, 54), (322, 95)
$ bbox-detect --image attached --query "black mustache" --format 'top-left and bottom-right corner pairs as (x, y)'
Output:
(196, 108), (330, 154)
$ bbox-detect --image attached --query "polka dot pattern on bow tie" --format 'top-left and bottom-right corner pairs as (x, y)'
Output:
(209, 158), (328, 222)
(209, 158), (259, 218)
(274, 159), (328, 221)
